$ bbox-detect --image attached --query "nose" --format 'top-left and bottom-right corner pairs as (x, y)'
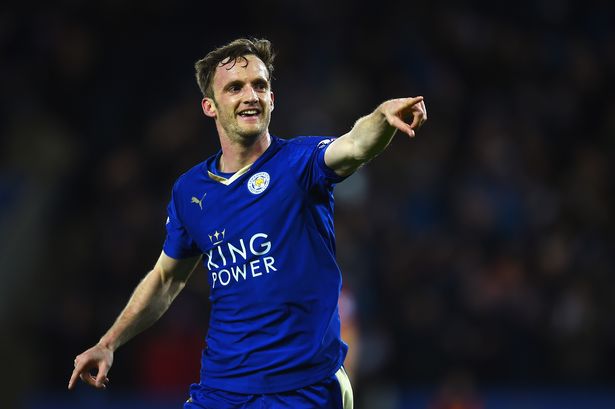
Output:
(242, 86), (259, 104)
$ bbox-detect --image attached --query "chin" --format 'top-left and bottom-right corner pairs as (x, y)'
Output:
(239, 124), (266, 137)
(236, 129), (263, 141)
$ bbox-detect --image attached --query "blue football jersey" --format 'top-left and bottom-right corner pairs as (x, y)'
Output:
(163, 135), (349, 394)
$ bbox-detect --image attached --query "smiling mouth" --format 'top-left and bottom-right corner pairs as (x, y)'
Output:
(237, 109), (261, 118)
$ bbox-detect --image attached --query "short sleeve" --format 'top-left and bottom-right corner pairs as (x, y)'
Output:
(162, 183), (201, 259)
(291, 136), (348, 191)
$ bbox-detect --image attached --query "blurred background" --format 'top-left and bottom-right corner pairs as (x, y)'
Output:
(1, 0), (614, 408)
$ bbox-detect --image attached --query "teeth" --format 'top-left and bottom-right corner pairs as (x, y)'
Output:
(239, 110), (258, 116)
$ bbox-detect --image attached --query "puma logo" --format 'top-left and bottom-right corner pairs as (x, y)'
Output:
(191, 193), (207, 210)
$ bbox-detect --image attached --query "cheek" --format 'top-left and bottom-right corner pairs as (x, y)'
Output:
(220, 104), (234, 116)
(264, 97), (273, 111)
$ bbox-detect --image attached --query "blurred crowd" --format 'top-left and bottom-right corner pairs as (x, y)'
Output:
(1, 0), (613, 407)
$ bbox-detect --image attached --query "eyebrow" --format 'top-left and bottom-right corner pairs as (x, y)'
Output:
(224, 80), (244, 90)
(252, 78), (268, 86)
(223, 78), (269, 90)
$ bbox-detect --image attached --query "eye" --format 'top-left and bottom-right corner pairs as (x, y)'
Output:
(253, 80), (268, 91)
(226, 82), (243, 93)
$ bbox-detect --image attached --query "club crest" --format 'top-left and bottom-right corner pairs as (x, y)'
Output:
(247, 172), (270, 195)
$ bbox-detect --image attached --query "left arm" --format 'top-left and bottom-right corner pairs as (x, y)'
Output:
(324, 96), (427, 176)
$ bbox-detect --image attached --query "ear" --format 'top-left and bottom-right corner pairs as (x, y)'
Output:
(270, 91), (275, 112)
(202, 98), (217, 118)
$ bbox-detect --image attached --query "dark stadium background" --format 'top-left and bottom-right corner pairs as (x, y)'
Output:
(1, 0), (614, 408)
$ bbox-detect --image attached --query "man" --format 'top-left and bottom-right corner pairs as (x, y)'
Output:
(68, 38), (426, 409)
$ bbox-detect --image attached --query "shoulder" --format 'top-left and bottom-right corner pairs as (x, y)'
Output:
(171, 157), (211, 193)
(285, 136), (336, 148)
(279, 136), (337, 156)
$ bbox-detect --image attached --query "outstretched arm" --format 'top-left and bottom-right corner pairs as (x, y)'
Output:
(68, 251), (202, 390)
(324, 96), (427, 177)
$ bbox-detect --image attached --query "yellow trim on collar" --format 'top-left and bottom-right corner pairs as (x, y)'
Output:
(207, 163), (252, 185)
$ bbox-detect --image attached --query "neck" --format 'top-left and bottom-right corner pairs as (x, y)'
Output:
(218, 132), (271, 173)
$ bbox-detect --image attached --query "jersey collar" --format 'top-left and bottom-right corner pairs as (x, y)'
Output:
(207, 163), (252, 186)
(205, 136), (280, 186)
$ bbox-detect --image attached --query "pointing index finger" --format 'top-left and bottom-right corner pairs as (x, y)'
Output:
(405, 96), (424, 106)
(68, 364), (82, 390)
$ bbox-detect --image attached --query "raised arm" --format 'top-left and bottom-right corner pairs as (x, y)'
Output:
(68, 251), (202, 390)
(324, 96), (427, 177)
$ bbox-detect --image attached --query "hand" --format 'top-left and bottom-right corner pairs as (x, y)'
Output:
(68, 343), (114, 390)
(380, 96), (427, 138)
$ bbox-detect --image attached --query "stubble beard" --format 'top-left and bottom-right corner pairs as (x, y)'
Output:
(221, 109), (271, 146)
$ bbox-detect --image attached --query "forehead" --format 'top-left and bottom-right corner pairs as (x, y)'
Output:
(212, 54), (269, 88)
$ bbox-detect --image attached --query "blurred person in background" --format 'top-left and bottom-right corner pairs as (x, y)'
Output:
(427, 370), (484, 409)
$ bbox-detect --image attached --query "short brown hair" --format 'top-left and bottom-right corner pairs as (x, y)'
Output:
(195, 38), (275, 99)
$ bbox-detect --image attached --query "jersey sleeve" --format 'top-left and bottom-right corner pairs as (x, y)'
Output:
(290, 136), (348, 191)
(162, 182), (201, 259)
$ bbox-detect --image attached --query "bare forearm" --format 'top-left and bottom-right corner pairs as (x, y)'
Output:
(347, 105), (397, 162)
(325, 96), (426, 176)
(98, 268), (183, 351)
(68, 252), (199, 390)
